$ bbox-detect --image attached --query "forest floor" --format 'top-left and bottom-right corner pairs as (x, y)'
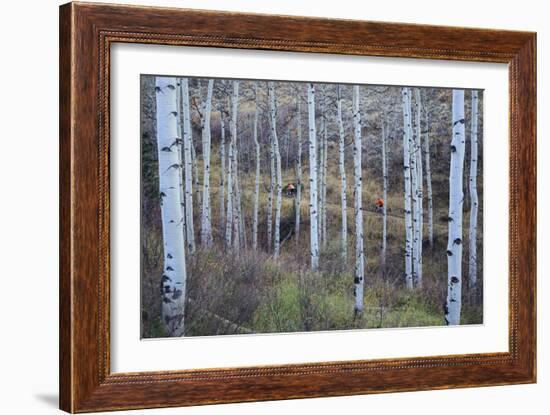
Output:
(141, 145), (483, 338)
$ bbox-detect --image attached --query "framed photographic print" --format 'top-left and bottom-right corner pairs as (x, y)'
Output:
(59, 2), (536, 412)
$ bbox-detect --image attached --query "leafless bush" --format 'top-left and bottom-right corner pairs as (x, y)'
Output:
(184, 249), (273, 336)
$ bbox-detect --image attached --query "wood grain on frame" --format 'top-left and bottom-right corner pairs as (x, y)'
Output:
(59, 2), (536, 412)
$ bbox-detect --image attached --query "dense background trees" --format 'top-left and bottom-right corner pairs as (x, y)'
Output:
(141, 75), (484, 338)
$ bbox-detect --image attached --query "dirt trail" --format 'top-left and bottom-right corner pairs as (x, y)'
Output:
(359, 208), (448, 231)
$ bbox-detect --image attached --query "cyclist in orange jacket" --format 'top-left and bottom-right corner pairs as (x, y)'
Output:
(375, 198), (385, 213)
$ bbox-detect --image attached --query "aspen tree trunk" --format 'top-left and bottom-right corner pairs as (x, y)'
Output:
(353, 86), (365, 316)
(445, 89), (466, 325)
(232, 175), (240, 252)
(225, 135), (233, 248)
(317, 121), (323, 245)
(469, 90), (479, 289)
(176, 80), (186, 241)
(155, 76), (187, 336)
(252, 83), (261, 251)
(285, 131), (290, 170)
(414, 88), (423, 287)
(317, 127), (322, 241)
(409, 91), (419, 286)
(235, 173), (244, 251)
(267, 121), (275, 252)
(337, 85), (348, 260)
(424, 108), (434, 248)
(401, 88), (414, 289)
(236, 147), (246, 250)
(230, 81), (241, 252)
(219, 112), (226, 234)
(318, 90), (328, 248)
(317, 90), (323, 247)
(307, 83), (320, 270)
(200, 80), (214, 246)
(180, 78), (195, 253)
(235, 141), (246, 248)
(233, 132), (244, 251)
(295, 96), (303, 244)
(269, 82), (282, 258)
(225, 84), (239, 248)
(191, 135), (200, 208)
(381, 117), (388, 270)
(321, 100), (328, 247)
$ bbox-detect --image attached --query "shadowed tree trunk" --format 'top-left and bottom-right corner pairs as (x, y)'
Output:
(445, 89), (466, 325)
(155, 76), (187, 336)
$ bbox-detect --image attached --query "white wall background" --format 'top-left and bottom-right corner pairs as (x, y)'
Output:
(0, 1), (546, 414)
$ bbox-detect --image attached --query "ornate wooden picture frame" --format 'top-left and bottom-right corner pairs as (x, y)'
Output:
(59, 2), (536, 412)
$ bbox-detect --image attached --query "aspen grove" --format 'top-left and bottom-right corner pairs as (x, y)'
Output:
(141, 76), (484, 337)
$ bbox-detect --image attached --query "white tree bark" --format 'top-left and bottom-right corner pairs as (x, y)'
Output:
(409, 91), (420, 286)
(191, 133), (200, 208)
(295, 96), (303, 244)
(381, 117), (388, 270)
(267, 117), (275, 252)
(219, 111), (226, 234)
(180, 78), (195, 253)
(424, 106), (434, 248)
(175, 80), (186, 243)
(352, 85), (365, 316)
(469, 90), (479, 289)
(225, 83), (239, 248)
(155, 76), (187, 336)
(401, 88), (414, 289)
(414, 88), (423, 287)
(318, 115), (324, 246)
(252, 82), (261, 251)
(445, 89), (466, 325)
(233, 133), (245, 251)
(230, 81), (241, 252)
(224, 138), (233, 248)
(307, 83), (320, 270)
(234, 165), (244, 251)
(337, 85), (348, 260)
(200, 80), (214, 246)
(269, 82), (282, 258)
(320, 96), (328, 247)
